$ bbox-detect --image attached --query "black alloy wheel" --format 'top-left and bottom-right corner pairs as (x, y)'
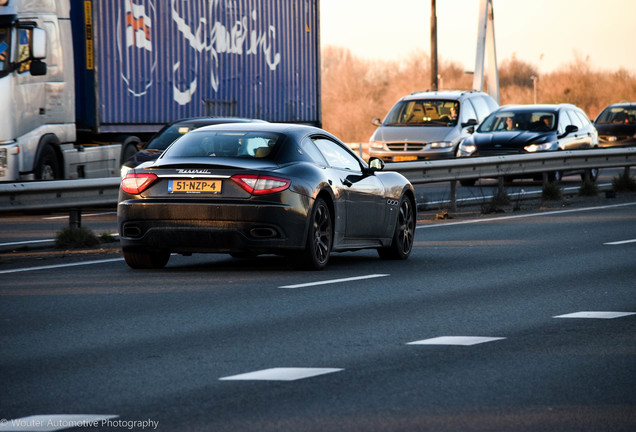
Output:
(378, 195), (415, 260)
(295, 197), (332, 270)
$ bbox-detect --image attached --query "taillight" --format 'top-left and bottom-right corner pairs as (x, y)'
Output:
(231, 174), (290, 195)
(121, 173), (158, 194)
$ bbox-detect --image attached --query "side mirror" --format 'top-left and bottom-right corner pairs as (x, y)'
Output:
(559, 124), (578, 138)
(466, 125), (476, 134)
(30, 59), (47, 76)
(32, 28), (47, 59)
(371, 118), (382, 127)
(461, 118), (478, 128)
(368, 157), (385, 173)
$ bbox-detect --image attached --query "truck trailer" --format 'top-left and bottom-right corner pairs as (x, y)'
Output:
(0, 0), (321, 181)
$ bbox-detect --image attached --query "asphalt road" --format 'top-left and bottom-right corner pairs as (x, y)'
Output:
(0, 167), (624, 248)
(1, 201), (635, 431)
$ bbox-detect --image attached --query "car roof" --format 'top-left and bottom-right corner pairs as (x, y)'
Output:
(191, 122), (330, 138)
(401, 90), (489, 101)
(601, 102), (636, 109)
(494, 104), (581, 113)
(169, 117), (266, 126)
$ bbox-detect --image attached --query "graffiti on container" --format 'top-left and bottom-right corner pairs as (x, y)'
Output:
(117, 0), (282, 105)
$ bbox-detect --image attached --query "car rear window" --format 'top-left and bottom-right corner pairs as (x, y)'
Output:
(163, 131), (283, 159)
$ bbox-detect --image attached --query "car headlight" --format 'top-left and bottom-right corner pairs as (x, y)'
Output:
(524, 142), (556, 152)
(369, 140), (386, 150)
(430, 141), (452, 149)
(457, 142), (476, 156)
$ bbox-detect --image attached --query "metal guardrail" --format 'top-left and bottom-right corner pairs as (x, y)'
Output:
(0, 177), (121, 213)
(386, 147), (636, 184)
(0, 148), (634, 215)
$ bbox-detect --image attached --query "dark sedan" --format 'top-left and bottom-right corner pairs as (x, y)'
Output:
(594, 102), (636, 148)
(120, 117), (265, 177)
(457, 104), (598, 184)
(118, 123), (416, 269)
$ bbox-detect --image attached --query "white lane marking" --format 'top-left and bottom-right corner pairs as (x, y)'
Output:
(0, 234), (118, 248)
(407, 336), (506, 346)
(0, 258), (124, 275)
(42, 212), (116, 220)
(554, 311), (636, 319)
(604, 238), (636, 245)
(0, 415), (118, 431)
(417, 202), (636, 229)
(219, 367), (343, 381)
(0, 239), (53, 247)
(279, 273), (389, 289)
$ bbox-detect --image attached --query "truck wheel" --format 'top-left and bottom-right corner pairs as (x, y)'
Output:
(35, 145), (61, 180)
(120, 143), (139, 165)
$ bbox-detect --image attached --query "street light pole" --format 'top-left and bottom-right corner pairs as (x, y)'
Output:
(430, 0), (438, 91)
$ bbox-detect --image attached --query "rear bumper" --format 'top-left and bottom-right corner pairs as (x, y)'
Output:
(118, 197), (310, 254)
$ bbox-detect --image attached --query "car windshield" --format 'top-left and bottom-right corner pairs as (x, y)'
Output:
(163, 130), (282, 159)
(383, 99), (459, 126)
(595, 106), (636, 125)
(0, 26), (10, 78)
(146, 123), (203, 151)
(479, 110), (557, 132)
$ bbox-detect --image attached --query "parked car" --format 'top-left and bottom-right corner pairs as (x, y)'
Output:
(120, 117), (266, 177)
(369, 90), (499, 162)
(593, 102), (636, 148)
(457, 104), (599, 185)
(118, 123), (416, 270)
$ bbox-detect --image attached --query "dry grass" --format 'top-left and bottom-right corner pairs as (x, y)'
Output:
(321, 47), (636, 143)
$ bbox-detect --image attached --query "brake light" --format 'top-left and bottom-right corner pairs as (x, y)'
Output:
(231, 174), (290, 195)
(121, 173), (158, 194)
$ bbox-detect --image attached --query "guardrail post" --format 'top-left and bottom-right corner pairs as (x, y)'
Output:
(69, 208), (82, 229)
(497, 176), (505, 198)
(542, 172), (549, 188)
(625, 166), (631, 178)
(449, 180), (457, 211)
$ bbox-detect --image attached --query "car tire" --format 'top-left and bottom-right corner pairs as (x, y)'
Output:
(378, 195), (415, 260)
(547, 171), (563, 183)
(581, 168), (599, 182)
(123, 248), (170, 269)
(294, 197), (332, 270)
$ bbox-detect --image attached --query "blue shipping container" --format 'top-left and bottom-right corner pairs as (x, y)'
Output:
(71, 0), (321, 131)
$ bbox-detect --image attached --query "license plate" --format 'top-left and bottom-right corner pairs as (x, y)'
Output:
(394, 155), (417, 162)
(168, 179), (222, 193)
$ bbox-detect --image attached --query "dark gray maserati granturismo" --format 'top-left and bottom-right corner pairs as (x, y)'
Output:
(118, 123), (416, 270)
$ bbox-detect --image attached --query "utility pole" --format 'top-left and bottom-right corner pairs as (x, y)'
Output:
(430, 0), (438, 91)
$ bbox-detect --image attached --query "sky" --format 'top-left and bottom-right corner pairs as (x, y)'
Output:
(320, 0), (636, 75)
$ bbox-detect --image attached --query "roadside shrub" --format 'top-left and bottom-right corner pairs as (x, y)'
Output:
(612, 172), (636, 192)
(55, 227), (100, 249)
(579, 180), (599, 197)
(542, 182), (562, 201)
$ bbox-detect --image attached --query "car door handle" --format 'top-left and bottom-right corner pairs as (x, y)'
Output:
(342, 179), (353, 187)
